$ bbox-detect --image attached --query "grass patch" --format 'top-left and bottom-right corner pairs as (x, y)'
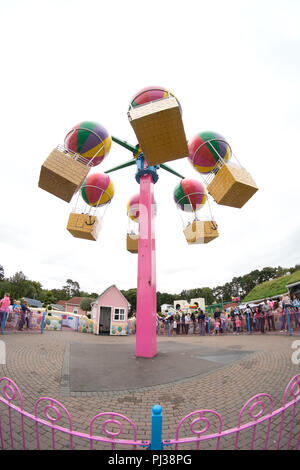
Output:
(244, 270), (300, 302)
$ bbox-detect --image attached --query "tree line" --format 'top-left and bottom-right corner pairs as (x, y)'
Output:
(0, 263), (299, 313)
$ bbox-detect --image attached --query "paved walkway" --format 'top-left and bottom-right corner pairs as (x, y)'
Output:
(0, 331), (299, 450)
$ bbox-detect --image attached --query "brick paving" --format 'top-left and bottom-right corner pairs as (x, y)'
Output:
(0, 330), (299, 450)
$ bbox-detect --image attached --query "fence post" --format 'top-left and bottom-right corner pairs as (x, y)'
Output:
(286, 307), (292, 336)
(76, 316), (79, 332)
(1, 307), (7, 335)
(247, 312), (251, 336)
(208, 316), (210, 336)
(168, 320), (170, 337)
(41, 312), (46, 334)
(149, 405), (163, 450)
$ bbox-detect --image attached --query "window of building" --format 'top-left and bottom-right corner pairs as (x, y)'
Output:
(114, 308), (125, 321)
(73, 308), (78, 314)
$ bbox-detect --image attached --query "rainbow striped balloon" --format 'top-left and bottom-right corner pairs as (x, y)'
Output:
(127, 194), (157, 222)
(130, 86), (181, 113)
(188, 131), (231, 174)
(65, 121), (112, 167)
(174, 179), (207, 212)
(81, 173), (114, 207)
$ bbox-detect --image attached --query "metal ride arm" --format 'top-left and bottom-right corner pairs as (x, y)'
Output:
(104, 160), (136, 174)
(111, 135), (138, 154)
(107, 136), (185, 180)
(160, 163), (185, 180)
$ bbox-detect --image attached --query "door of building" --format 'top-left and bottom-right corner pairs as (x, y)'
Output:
(99, 306), (111, 335)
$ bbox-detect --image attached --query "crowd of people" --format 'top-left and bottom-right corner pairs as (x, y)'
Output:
(157, 293), (300, 336)
(0, 293), (32, 331)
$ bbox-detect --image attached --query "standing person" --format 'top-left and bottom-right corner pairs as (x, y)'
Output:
(175, 311), (181, 335)
(291, 294), (300, 329)
(172, 319), (177, 336)
(0, 293), (11, 328)
(258, 304), (265, 334)
(181, 313), (185, 334)
(184, 313), (191, 335)
(235, 315), (242, 335)
(253, 307), (258, 332)
(220, 311), (226, 334)
(278, 297), (286, 332)
(191, 311), (197, 334)
(245, 305), (253, 333)
(213, 307), (221, 333)
(230, 308), (236, 333)
(198, 310), (206, 336)
(266, 299), (276, 331)
(214, 307), (221, 322)
(214, 318), (220, 335)
(18, 300), (31, 331)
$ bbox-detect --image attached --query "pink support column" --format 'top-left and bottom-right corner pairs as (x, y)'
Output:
(136, 172), (157, 358)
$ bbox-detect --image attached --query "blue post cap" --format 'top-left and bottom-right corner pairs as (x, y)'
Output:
(152, 404), (162, 415)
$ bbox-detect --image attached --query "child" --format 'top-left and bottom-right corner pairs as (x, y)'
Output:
(173, 319), (177, 336)
(235, 316), (242, 335)
(215, 319), (220, 335)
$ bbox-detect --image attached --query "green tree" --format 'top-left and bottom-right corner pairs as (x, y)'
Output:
(0, 265), (4, 280)
(63, 279), (81, 298)
(121, 289), (137, 316)
(80, 298), (94, 314)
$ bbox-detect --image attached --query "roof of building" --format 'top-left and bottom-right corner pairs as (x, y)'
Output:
(65, 297), (85, 306)
(91, 285), (130, 307)
(23, 297), (43, 308)
(50, 303), (65, 311)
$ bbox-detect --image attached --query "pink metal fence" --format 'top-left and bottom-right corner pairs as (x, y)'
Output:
(0, 375), (299, 450)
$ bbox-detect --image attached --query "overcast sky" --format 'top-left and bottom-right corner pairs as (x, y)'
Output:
(0, 0), (299, 296)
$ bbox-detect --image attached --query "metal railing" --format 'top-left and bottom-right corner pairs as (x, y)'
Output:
(0, 375), (299, 450)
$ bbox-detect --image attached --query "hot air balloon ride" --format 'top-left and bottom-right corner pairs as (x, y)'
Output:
(128, 86), (189, 166)
(174, 179), (219, 244)
(188, 131), (258, 208)
(38, 121), (111, 203)
(67, 172), (114, 241)
(38, 84), (258, 359)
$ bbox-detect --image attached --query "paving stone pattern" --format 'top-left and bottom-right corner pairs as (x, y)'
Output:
(0, 331), (299, 450)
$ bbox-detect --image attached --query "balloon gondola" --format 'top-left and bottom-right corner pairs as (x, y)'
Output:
(67, 173), (114, 241)
(188, 131), (258, 208)
(174, 179), (219, 244)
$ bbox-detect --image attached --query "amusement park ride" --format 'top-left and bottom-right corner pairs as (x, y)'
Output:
(38, 86), (258, 358)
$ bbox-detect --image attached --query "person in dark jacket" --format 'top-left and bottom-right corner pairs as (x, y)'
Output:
(18, 300), (31, 331)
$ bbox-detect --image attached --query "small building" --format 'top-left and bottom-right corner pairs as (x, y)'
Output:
(287, 281), (300, 299)
(64, 297), (86, 316)
(161, 303), (173, 313)
(173, 297), (205, 312)
(91, 285), (130, 335)
(190, 298), (205, 311)
(174, 300), (187, 311)
(23, 297), (43, 308)
(56, 300), (67, 311)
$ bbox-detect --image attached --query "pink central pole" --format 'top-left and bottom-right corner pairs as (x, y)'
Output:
(136, 171), (157, 358)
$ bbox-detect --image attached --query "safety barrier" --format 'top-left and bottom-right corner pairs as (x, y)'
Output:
(0, 375), (299, 450)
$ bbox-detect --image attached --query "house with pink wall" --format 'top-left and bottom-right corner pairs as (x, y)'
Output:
(63, 297), (87, 316)
(91, 285), (130, 335)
